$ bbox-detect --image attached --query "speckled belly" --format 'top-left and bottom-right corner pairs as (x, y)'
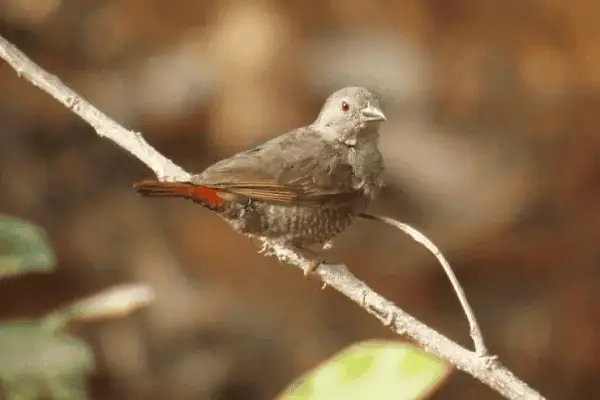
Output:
(220, 202), (359, 245)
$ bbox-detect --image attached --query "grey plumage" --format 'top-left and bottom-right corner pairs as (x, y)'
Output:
(135, 86), (386, 252)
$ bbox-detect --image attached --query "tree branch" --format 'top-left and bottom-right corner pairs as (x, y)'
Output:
(359, 212), (488, 356)
(0, 34), (545, 400)
(0, 36), (189, 182)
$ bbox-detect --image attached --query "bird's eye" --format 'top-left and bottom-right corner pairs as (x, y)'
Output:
(341, 101), (350, 112)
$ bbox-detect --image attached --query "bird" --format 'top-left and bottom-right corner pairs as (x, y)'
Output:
(134, 86), (386, 275)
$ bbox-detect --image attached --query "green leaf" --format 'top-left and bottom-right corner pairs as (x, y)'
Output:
(0, 216), (56, 277)
(278, 340), (451, 400)
(0, 321), (94, 400)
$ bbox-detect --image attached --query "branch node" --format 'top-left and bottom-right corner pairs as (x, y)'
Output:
(360, 288), (368, 308)
(66, 95), (81, 112)
(479, 354), (500, 370)
(383, 310), (395, 327)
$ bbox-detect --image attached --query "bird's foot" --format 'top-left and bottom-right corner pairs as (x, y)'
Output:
(304, 258), (324, 277)
(257, 238), (276, 257)
(321, 240), (333, 250)
(305, 259), (330, 290)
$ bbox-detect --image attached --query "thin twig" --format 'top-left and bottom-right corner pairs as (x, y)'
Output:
(269, 243), (542, 399)
(359, 212), (488, 356)
(0, 33), (545, 400)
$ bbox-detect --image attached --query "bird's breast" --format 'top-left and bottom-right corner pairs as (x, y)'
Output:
(347, 140), (384, 198)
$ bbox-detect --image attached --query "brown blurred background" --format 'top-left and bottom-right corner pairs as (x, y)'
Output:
(1, 0), (599, 398)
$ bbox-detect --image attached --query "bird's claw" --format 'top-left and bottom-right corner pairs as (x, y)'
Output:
(304, 259), (323, 277)
(258, 239), (275, 256)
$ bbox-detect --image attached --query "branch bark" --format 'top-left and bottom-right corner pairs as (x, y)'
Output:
(0, 34), (545, 400)
(359, 212), (488, 356)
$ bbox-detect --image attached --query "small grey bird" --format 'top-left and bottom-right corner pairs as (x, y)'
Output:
(134, 86), (386, 274)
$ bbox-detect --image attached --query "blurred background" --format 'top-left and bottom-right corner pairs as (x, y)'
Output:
(0, 0), (598, 398)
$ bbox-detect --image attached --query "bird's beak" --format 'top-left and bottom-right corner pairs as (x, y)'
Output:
(360, 104), (386, 122)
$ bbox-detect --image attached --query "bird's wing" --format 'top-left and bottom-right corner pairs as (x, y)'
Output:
(191, 129), (362, 207)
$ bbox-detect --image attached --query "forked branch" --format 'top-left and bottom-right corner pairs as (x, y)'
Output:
(359, 212), (488, 356)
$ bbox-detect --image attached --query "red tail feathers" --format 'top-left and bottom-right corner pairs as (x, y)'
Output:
(133, 180), (226, 209)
